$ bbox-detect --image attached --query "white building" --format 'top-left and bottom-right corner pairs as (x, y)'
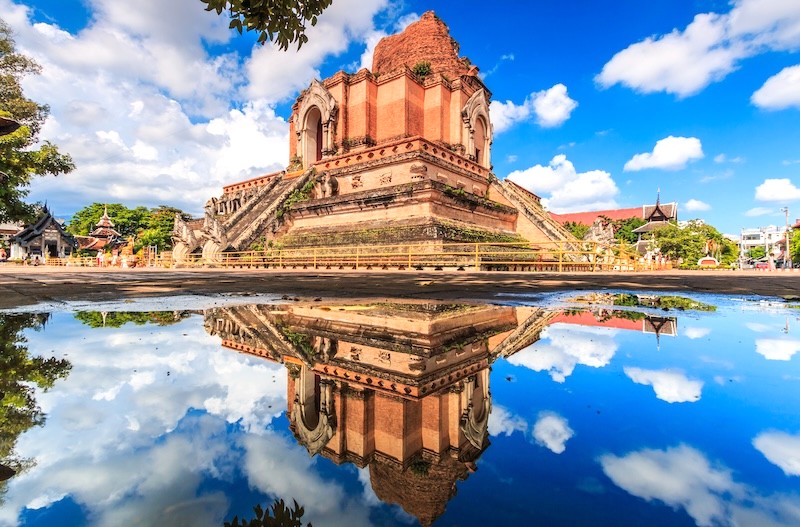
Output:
(739, 225), (787, 258)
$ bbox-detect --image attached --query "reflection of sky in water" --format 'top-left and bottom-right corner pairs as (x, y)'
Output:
(2, 296), (800, 527)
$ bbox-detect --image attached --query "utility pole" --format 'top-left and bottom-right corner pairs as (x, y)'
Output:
(782, 206), (791, 268)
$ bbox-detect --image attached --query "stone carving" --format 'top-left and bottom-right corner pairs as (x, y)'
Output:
(318, 173), (339, 198)
(172, 213), (197, 249)
(379, 173), (392, 186)
(351, 175), (363, 189)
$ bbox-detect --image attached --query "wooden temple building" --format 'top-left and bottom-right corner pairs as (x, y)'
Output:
(173, 12), (574, 262)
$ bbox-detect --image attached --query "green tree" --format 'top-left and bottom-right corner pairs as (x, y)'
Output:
(651, 220), (738, 268)
(138, 205), (192, 251)
(748, 246), (766, 260)
(74, 311), (189, 328)
(790, 230), (800, 266)
(0, 313), (71, 498)
(68, 203), (190, 252)
(564, 221), (590, 240)
(0, 20), (74, 223)
(614, 217), (647, 244)
(202, 0), (333, 50)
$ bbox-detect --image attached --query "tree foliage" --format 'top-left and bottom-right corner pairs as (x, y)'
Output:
(74, 311), (189, 328)
(563, 221), (590, 240)
(650, 220), (738, 267)
(67, 203), (191, 252)
(225, 498), (312, 527)
(748, 246), (766, 260)
(0, 20), (74, 223)
(0, 313), (71, 498)
(201, 0), (333, 50)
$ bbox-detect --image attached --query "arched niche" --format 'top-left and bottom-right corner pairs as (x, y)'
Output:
(461, 89), (493, 169)
(295, 80), (338, 168)
(460, 369), (491, 450)
(291, 367), (335, 456)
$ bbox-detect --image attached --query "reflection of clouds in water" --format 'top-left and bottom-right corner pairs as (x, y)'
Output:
(242, 434), (374, 527)
(753, 431), (800, 476)
(601, 444), (800, 527)
(532, 412), (573, 454)
(0, 316), (289, 527)
(488, 405), (528, 437)
(755, 339), (800, 361)
(746, 323), (772, 333)
(507, 324), (618, 382)
(685, 327), (711, 339)
(624, 367), (703, 403)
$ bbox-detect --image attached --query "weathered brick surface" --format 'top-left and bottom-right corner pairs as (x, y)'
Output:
(373, 11), (472, 79)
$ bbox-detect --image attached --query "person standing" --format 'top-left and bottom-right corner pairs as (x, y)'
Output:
(96, 250), (104, 267)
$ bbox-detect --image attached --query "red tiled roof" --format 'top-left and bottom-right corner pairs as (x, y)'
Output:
(550, 311), (641, 331)
(550, 207), (643, 226)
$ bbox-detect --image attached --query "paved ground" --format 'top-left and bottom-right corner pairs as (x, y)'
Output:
(2, 266), (800, 310)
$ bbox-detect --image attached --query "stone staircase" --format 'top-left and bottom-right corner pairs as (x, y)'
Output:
(493, 179), (577, 243)
(222, 169), (315, 250)
(490, 309), (559, 359)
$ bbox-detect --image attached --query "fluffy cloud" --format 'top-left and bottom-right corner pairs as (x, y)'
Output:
(685, 199), (711, 212)
(488, 405), (528, 437)
(490, 83), (577, 133)
(754, 179), (800, 202)
(752, 65), (800, 109)
(624, 136), (704, 172)
(745, 207), (775, 217)
(506, 155), (619, 213)
(755, 339), (800, 360)
(624, 367), (703, 403)
(2, 0), (391, 216)
(753, 430), (800, 476)
(685, 327), (712, 339)
(602, 444), (800, 527)
(600, 445), (740, 527)
(0, 312), (290, 526)
(507, 324), (618, 382)
(532, 412), (574, 454)
(597, 1), (800, 97)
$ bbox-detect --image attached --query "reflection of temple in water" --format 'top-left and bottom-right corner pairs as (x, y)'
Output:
(205, 302), (673, 524)
(205, 301), (554, 525)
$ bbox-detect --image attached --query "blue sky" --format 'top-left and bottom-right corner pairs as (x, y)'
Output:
(3, 0), (799, 236)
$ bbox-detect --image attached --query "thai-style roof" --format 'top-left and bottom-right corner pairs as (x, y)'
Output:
(551, 200), (678, 227)
(13, 207), (76, 247)
(632, 220), (671, 234)
(89, 206), (122, 238)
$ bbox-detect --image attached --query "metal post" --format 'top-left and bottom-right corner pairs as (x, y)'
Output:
(782, 207), (790, 269)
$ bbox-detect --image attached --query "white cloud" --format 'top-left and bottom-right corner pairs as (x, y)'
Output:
(532, 412), (573, 454)
(753, 65), (800, 109)
(0, 313), (290, 526)
(507, 324), (618, 382)
(600, 445), (740, 527)
(745, 207), (774, 217)
(597, 1), (800, 97)
(685, 327), (712, 339)
(753, 431), (800, 476)
(755, 339), (800, 360)
(488, 405), (528, 437)
(602, 444), (800, 527)
(714, 154), (744, 164)
(624, 136), (704, 172)
(754, 179), (800, 202)
(1, 0), (393, 216)
(490, 83), (577, 133)
(506, 155), (619, 213)
(686, 199), (711, 212)
(624, 367), (703, 403)
(531, 84), (578, 128)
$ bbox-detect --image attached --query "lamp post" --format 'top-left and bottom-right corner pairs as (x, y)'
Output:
(781, 207), (791, 269)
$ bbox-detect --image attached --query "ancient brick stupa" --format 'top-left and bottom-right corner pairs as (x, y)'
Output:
(174, 12), (573, 261)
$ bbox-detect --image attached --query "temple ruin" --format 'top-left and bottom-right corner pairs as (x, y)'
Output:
(174, 12), (574, 262)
